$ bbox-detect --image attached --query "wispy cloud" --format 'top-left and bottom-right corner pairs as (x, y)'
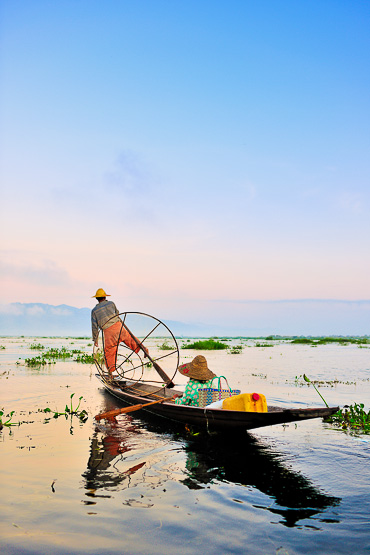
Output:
(0, 258), (72, 287)
(103, 150), (156, 197)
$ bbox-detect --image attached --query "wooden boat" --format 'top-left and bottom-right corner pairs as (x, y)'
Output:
(96, 375), (339, 431)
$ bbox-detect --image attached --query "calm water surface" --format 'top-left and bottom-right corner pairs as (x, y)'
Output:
(0, 337), (369, 555)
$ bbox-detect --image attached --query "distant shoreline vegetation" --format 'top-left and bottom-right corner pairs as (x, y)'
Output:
(179, 336), (369, 350)
(1, 335), (369, 347)
(288, 337), (369, 346)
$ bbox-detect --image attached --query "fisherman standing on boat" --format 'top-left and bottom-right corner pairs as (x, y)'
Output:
(91, 288), (148, 376)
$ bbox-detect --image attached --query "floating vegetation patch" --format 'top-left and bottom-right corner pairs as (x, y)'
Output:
(291, 337), (369, 346)
(39, 393), (88, 424)
(0, 345), (5, 350)
(293, 375), (356, 388)
(44, 347), (80, 359)
(74, 353), (95, 364)
(25, 355), (52, 367)
(326, 403), (370, 434)
(0, 409), (18, 430)
(228, 345), (243, 354)
(255, 342), (274, 348)
(30, 342), (45, 350)
(182, 339), (229, 350)
(158, 340), (174, 351)
(25, 346), (95, 366)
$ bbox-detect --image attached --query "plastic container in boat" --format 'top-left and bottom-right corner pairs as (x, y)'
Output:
(222, 392), (268, 412)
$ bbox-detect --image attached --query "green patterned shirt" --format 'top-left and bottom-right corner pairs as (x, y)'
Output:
(175, 378), (215, 407)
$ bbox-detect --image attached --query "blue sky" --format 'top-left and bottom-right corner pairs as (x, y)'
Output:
(1, 1), (369, 330)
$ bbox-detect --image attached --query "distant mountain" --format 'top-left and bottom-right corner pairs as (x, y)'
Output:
(0, 303), (212, 337)
(0, 303), (91, 337)
(0, 300), (369, 337)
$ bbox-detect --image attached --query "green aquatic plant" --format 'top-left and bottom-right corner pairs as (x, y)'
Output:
(40, 393), (88, 422)
(25, 355), (53, 366)
(228, 345), (243, 354)
(44, 347), (75, 359)
(182, 339), (229, 350)
(326, 403), (370, 434)
(0, 409), (18, 429)
(293, 375), (356, 388)
(74, 353), (95, 363)
(30, 342), (45, 350)
(303, 374), (329, 407)
(0, 345), (5, 350)
(25, 346), (94, 366)
(158, 340), (174, 350)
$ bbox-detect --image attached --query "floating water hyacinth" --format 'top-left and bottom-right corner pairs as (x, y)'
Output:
(327, 403), (370, 434)
(40, 393), (88, 423)
(0, 410), (18, 430)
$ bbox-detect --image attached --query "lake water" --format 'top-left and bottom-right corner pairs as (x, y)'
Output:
(1, 337), (369, 555)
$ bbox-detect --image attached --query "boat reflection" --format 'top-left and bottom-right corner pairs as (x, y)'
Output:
(82, 404), (340, 526)
(181, 430), (341, 527)
(83, 411), (145, 497)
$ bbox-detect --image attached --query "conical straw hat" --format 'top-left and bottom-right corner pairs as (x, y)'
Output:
(178, 355), (216, 381)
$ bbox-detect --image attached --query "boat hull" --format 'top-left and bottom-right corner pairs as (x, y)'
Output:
(96, 376), (339, 431)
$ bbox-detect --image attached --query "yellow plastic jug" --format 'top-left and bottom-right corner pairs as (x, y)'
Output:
(222, 392), (268, 412)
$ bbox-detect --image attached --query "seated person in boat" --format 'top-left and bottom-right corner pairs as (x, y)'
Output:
(91, 288), (148, 375)
(175, 355), (216, 406)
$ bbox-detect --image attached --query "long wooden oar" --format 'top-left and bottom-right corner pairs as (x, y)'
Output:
(95, 396), (178, 421)
(152, 360), (175, 388)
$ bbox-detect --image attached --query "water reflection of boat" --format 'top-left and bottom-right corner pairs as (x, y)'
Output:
(97, 376), (339, 432)
(181, 431), (341, 527)
(83, 415), (145, 495)
(82, 409), (340, 527)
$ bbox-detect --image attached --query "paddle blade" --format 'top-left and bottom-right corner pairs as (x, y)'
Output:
(95, 395), (176, 421)
(94, 406), (134, 421)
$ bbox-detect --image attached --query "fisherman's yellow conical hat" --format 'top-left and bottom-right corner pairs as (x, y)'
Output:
(92, 288), (110, 298)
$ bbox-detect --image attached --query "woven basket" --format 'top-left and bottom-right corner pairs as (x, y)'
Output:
(198, 376), (240, 408)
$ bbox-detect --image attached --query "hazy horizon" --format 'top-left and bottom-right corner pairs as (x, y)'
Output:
(1, 300), (369, 337)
